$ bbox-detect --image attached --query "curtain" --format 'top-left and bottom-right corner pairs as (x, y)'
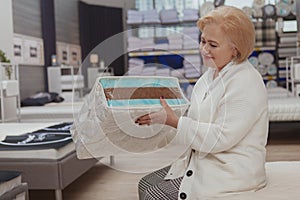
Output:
(79, 2), (124, 76)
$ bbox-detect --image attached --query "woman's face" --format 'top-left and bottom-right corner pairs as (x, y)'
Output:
(200, 23), (236, 71)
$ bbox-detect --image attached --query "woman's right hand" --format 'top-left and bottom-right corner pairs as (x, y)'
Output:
(135, 97), (179, 128)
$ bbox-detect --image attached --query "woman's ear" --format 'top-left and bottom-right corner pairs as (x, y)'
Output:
(232, 47), (240, 59)
(232, 47), (238, 57)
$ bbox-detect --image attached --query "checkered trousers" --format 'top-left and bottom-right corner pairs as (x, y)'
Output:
(138, 166), (183, 200)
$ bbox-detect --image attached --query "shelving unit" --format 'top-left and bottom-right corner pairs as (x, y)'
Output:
(286, 56), (300, 97)
(126, 1), (202, 88)
(276, 15), (297, 87)
(128, 49), (199, 57)
(126, 22), (202, 83)
(249, 45), (278, 88)
(47, 66), (84, 101)
(126, 0), (298, 96)
(0, 63), (20, 122)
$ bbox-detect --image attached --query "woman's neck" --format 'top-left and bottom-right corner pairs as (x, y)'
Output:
(213, 61), (234, 79)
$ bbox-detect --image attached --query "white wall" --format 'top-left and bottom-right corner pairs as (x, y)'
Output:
(0, 0), (14, 60)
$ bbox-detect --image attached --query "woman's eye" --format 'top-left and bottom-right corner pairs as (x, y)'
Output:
(210, 44), (217, 48)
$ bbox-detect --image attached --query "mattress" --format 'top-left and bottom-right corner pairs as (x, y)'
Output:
(214, 161), (300, 200)
(268, 97), (300, 121)
(0, 123), (75, 160)
(267, 87), (292, 99)
(72, 76), (190, 159)
(20, 101), (83, 122)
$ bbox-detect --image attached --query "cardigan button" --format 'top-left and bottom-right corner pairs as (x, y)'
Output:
(180, 192), (187, 199)
(186, 170), (193, 177)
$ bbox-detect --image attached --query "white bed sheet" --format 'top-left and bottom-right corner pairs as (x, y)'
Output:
(20, 101), (83, 122)
(0, 122), (75, 160)
(268, 97), (300, 121)
(267, 87), (300, 121)
(214, 161), (300, 200)
(267, 87), (292, 99)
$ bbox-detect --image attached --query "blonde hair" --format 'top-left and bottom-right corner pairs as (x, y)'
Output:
(197, 6), (255, 63)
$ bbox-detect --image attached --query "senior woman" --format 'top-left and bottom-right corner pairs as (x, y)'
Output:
(136, 5), (269, 200)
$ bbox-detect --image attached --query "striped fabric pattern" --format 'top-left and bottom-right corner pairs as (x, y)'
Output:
(138, 166), (183, 200)
(99, 77), (188, 107)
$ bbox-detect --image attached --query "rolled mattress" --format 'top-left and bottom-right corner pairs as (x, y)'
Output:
(71, 76), (190, 159)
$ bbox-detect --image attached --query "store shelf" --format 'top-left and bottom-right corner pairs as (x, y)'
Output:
(254, 46), (276, 51)
(0, 63), (20, 122)
(263, 75), (277, 81)
(285, 56), (300, 96)
(128, 49), (200, 57)
(179, 78), (198, 84)
(47, 65), (84, 101)
(127, 20), (198, 28)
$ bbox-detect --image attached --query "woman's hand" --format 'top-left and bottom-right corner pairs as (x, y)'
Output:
(135, 97), (179, 128)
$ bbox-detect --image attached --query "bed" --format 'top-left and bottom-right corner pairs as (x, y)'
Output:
(213, 161), (300, 199)
(20, 101), (83, 122)
(19, 86), (300, 125)
(0, 122), (98, 200)
(267, 87), (300, 122)
(268, 97), (300, 122)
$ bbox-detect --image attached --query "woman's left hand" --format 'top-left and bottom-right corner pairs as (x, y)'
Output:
(135, 97), (179, 128)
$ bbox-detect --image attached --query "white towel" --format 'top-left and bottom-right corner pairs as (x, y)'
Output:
(129, 58), (144, 66)
(156, 68), (170, 76)
(168, 44), (182, 50)
(167, 34), (182, 40)
(160, 9), (179, 23)
(171, 69), (185, 78)
(154, 43), (169, 50)
(184, 55), (201, 63)
(182, 27), (199, 34)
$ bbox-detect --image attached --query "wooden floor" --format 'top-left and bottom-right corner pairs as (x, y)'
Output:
(29, 127), (300, 200)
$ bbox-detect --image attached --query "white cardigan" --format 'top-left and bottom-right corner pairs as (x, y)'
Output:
(165, 60), (269, 199)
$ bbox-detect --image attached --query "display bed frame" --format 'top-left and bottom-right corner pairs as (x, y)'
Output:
(0, 123), (98, 200)
(0, 148), (97, 200)
(20, 101), (83, 123)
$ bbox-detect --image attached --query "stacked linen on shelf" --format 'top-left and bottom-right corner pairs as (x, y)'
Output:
(154, 38), (169, 51)
(127, 37), (142, 51)
(182, 9), (199, 22)
(156, 68), (171, 77)
(154, 42), (169, 51)
(168, 34), (183, 50)
(280, 35), (297, 44)
(127, 10), (143, 24)
(278, 47), (297, 57)
(183, 55), (202, 78)
(127, 58), (144, 76)
(142, 10), (160, 24)
(182, 27), (200, 49)
(141, 38), (155, 51)
(160, 9), (179, 23)
(171, 68), (185, 79)
(141, 65), (157, 76)
(278, 34), (297, 57)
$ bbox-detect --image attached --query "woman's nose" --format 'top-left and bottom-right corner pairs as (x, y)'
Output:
(201, 44), (209, 54)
